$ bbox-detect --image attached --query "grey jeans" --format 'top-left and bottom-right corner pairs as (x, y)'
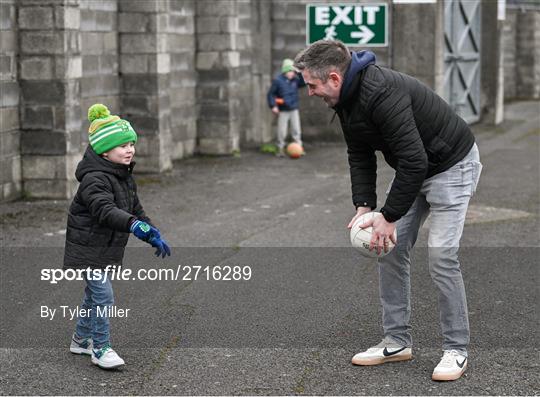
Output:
(378, 143), (482, 355)
(277, 109), (302, 149)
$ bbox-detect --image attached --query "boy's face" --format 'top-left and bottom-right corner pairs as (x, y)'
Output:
(284, 71), (296, 80)
(102, 142), (135, 165)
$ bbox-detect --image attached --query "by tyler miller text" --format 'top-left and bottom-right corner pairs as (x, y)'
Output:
(40, 305), (130, 320)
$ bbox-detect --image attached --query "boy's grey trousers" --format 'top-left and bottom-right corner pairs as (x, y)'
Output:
(277, 109), (302, 149)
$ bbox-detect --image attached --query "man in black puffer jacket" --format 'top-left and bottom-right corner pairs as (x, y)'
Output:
(295, 40), (482, 381)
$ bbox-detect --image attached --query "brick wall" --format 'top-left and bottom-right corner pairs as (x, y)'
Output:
(0, 0), (21, 201)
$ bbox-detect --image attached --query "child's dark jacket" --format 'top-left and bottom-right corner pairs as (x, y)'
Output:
(267, 73), (305, 111)
(63, 146), (151, 269)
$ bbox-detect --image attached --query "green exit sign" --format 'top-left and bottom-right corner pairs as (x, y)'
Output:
(306, 4), (388, 46)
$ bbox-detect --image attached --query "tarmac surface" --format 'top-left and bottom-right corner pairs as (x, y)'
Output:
(0, 100), (539, 395)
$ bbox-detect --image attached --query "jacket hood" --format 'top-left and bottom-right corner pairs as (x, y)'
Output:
(337, 50), (376, 106)
(75, 145), (134, 182)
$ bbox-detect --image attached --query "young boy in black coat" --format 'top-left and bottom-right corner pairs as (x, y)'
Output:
(64, 104), (170, 369)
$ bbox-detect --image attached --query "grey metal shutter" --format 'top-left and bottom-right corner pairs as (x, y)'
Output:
(443, 0), (482, 124)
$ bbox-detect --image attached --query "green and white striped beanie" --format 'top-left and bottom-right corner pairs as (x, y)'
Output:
(87, 104), (137, 155)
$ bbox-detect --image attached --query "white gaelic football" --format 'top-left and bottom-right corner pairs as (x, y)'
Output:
(350, 211), (397, 258)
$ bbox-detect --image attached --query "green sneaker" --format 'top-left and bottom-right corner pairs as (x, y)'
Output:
(91, 344), (125, 369)
(69, 334), (93, 355)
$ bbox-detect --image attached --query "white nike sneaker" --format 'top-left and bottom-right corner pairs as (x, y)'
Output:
(69, 334), (93, 355)
(351, 338), (412, 366)
(432, 350), (468, 381)
(91, 345), (125, 369)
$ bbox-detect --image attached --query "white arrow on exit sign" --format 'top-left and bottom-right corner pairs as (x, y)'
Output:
(350, 25), (375, 44)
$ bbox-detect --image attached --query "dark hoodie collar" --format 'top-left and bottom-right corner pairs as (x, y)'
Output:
(75, 145), (134, 182)
(336, 50), (376, 107)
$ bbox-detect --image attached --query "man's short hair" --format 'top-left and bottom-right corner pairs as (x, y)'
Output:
(294, 40), (352, 81)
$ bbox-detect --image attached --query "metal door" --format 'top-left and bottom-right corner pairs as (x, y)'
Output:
(443, 0), (481, 124)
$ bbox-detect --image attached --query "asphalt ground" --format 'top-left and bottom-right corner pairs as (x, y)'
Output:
(0, 101), (539, 395)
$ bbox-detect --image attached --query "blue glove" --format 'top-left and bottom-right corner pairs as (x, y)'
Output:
(148, 236), (171, 258)
(130, 220), (171, 258)
(130, 220), (159, 242)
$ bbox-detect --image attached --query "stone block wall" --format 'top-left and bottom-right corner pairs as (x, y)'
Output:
(18, 0), (82, 199)
(117, 0), (198, 170)
(167, 0), (197, 160)
(80, 0), (119, 137)
(235, 0), (257, 146)
(481, 1), (505, 125)
(196, 0), (242, 154)
(1, 0), (21, 201)
(119, 0), (172, 172)
(243, 0), (273, 146)
(195, 0), (272, 148)
(391, 1), (443, 92)
(504, 7), (540, 99)
(515, 11), (540, 98)
(503, 11), (518, 99)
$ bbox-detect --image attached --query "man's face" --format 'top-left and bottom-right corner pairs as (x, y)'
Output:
(301, 68), (343, 108)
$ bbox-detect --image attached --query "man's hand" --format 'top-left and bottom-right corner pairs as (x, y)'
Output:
(359, 213), (397, 255)
(347, 206), (371, 229)
(271, 106), (279, 115)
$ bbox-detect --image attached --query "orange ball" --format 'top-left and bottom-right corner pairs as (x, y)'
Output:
(286, 142), (303, 159)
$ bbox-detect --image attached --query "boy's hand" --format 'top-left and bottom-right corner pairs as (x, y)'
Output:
(131, 220), (171, 258)
(149, 236), (171, 258)
(130, 220), (158, 242)
(271, 106), (279, 115)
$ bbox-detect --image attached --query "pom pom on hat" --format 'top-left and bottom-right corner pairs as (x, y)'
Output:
(88, 103), (111, 122)
(88, 104), (120, 136)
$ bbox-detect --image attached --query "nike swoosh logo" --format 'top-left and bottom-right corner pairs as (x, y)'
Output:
(383, 347), (406, 357)
(456, 358), (467, 368)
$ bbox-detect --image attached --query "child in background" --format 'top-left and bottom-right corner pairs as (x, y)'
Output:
(267, 58), (306, 157)
(64, 104), (170, 369)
